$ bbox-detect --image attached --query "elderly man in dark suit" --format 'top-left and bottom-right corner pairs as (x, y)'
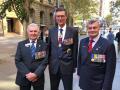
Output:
(77, 19), (116, 90)
(48, 7), (78, 90)
(15, 23), (48, 90)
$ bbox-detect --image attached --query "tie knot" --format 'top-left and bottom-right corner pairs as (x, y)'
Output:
(89, 39), (94, 43)
(59, 29), (63, 34)
(32, 40), (35, 44)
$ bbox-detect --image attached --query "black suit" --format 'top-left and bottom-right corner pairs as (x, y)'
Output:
(48, 26), (78, 90)
(15, 39), (48, 90)
(77, 36), (116, 90)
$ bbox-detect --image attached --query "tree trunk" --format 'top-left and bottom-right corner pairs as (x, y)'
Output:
(22, 20), (29, 38)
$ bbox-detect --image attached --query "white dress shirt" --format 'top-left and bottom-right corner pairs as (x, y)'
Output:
(58, 24), (66, 41)
(29, 39), (37, 48)
(91, 33), (101, 48)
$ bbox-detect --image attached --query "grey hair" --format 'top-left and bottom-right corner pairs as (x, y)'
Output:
(87, 18), (101, 26)
(87, 18), (102, 27)
(27, 23), (39, 32)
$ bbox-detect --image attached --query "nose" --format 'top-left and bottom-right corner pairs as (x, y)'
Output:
(91, 28), (94, 31)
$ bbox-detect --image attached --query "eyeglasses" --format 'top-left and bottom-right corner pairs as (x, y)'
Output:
(56, 15), (66, 18)
(88, 27), (98, 29)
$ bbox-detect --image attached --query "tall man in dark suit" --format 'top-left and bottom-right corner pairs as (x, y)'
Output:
(15, 23), (48, 90)
(48, 7), (78, 90)
(77, 19), (116, 90)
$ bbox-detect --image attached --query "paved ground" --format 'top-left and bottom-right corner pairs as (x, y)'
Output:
(0, 33), (120, 90)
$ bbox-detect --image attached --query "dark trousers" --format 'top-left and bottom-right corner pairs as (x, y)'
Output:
(20, 85), (44, 90)
(49, 71), (73, 90)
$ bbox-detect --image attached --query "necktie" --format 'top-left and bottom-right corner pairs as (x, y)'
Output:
(58, 29), (63, 46)
(58, 29), (63, 58)
(60, 28), (63, 34)
(88, 39), (94, 52)
(31, 41), (36, 60)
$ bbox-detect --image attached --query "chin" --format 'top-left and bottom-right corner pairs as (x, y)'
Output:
(89, 35), (96, 38)
(31, 38), (37, 40)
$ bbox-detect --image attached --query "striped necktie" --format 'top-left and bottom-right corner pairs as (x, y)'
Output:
(31, 41), (36, 60)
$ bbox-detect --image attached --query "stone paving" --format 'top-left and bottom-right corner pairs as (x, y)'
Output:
(0, 33), (120, 90)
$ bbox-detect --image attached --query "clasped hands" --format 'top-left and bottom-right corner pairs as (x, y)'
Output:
(26, 72), (38, 82)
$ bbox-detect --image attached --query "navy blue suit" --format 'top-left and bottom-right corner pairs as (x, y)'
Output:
(15, 39), (48, 90)
(77, 36), (116, 90)
(48, 26), (78, 90)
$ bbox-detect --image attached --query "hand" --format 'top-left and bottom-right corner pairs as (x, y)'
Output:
(26, 72), (38, 82)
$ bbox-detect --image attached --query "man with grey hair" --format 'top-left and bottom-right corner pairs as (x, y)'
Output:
(77, 19), (116, 90)
(15, 23), (48, 90)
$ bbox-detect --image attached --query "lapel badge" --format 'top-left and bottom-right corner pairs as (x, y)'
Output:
(96, 46), (102, 51)
(25, 43), (31, 47)
(38, 45), (41, 47)
(96, 48), (99, 51)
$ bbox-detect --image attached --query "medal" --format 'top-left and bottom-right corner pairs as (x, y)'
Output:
(91, 54), (95, 62)
(91, 59), (94, 62)
(58, 44), (62, 47)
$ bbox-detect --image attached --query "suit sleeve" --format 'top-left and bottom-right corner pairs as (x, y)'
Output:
(48, 29), (51, 63)
(102, 43), (116, 90)
(15, 42), (30, 77)
(73, 29), (78, 68)
(77, 40), (82, 76)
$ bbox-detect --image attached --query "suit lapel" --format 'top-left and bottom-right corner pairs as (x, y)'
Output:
(81, 38), (89, 63)
(24, 39), (31, 55)
(84, 38), (89, 54)
(92, 37), (103, 52)
(64, 27), (70, 40)
(36, 39), (42, 51)
(54, 27), (58, 46)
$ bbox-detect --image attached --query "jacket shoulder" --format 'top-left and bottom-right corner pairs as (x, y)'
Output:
(18, 39), (28, 44)
(49, 26), (56, 31)
(101, 36), (110, 43)
(81, 37), (89, 42)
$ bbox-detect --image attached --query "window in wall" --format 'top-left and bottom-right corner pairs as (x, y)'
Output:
(40, 11), (45, 25)
(50, 13), (53, 25)
(48, 0), (51, 4)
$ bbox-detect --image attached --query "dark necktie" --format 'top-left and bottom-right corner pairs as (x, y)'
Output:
(60, 28), (63, 34)
(88, 39), (94, 52)
(31, 41), (36, 60)
(58, 29), (63, 45)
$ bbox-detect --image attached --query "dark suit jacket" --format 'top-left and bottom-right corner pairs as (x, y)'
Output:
(15, 39), (48, 86)
(48, 26), (78, 75)
(77, 36), (116, 90)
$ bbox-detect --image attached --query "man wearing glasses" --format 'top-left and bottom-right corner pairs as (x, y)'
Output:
(48, 7), (78, 90)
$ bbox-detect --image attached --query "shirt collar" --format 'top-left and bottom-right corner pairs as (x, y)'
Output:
(91, 33), (101, 43)
(58, 24), (66, 31)
(29, 39), (37, 43)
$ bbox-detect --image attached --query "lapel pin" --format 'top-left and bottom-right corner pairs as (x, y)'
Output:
(96, 48), (99, 51)
(38, 45), (41, 47)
